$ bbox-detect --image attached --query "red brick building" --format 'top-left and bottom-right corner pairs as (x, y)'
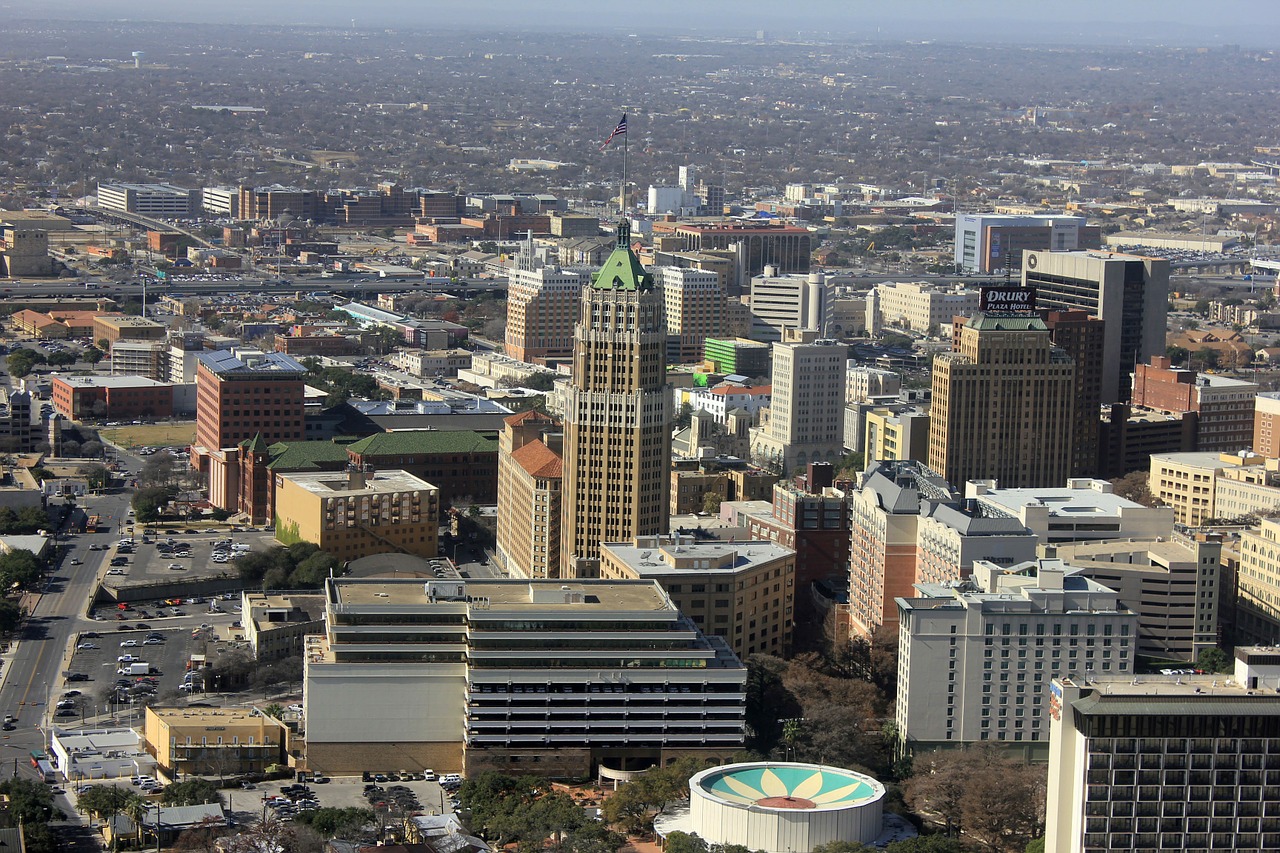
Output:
(1132, 356), (1259, 453)
(51, 376), (173, 421)
(193, 350), (307, 467)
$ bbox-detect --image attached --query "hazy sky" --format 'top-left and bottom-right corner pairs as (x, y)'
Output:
(5, 0), (1279, 44)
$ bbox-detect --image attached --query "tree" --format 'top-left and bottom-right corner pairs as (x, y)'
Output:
(1192, 346), (1221, 371)
(701, 490), (724, 516)
(262, 703), (284, 720)
(1196, 647), (1231, 673)
(82, 345), (105, 364)
(0, 549), (42, 590)
(674, 402), (694, 430)
(84, 464), (110, 489)
(293, 806), (373, 839)
(159, 778), (223, 807)
(1110, 471), (1156, 507)
(0, 600), (21, 634)
(1024, 839), (1046, 853)
(76, 783), (133, 840)
(905, 747), (1046, 851)
(1165, 345), (1190, 366)
(885, 838), (970, 853)
(82, 440), (104, 458)
(600, 756), (704, 834)
(132, 485), (177, 522)
(0, 778), (62, 853)
(140, 451), (178, 487)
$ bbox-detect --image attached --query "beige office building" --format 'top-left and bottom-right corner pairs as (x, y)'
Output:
(560, 224), (671, 577)
(751, 329), (845, 474)
(1147, 451), (1269, 526)
(1235, 518), (1280, 643)
(599, 535), (796, 659)
(930, 314), (1075, 489)
(504, 237), (582, 364)
(865, 282), (979, 338)
(659, 266), (725, 364)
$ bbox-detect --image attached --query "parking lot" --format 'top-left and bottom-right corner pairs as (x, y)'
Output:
(240, 774), (458, 823)
(90, 527), (279, 586)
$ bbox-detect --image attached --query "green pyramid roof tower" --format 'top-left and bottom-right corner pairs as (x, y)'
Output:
(590, 219), (653, 291)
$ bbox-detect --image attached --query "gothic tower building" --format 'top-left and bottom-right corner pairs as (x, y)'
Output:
(560, 222), (671, 577)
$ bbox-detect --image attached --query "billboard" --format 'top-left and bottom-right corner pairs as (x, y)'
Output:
(979, 285), (1036, 314)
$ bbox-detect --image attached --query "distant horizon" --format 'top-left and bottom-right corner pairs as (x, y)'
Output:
(3, 0), (1279, 48)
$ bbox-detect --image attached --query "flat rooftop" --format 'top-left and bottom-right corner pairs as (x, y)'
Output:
(1059, 673), (1280, 716)
(975, 485), (1147, 517)
(602, 539), (793, 576)
(279, 469), (437, 497)
(54, 375), (168, 389)
(148, 707), (278, 726)
(95, 316), (165, 329)
(330, 577), (674, 613)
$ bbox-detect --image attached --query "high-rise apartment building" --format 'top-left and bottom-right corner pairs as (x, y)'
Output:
(1021, 249), (1169, 403)
(930, 314), (1076, 489)
(504, 237), (583, 364)
(748, 268), (830, 342)
(750, 329), (845, 474)
(192, 350), (307, 476)
(496, 410), (563, 579)
(1132, 356), (1258, 453)
(896, 558), (1135, 756)
(658, 266), (725, 363)
(1045, 655), (1280, 853)
(560, 223), (671, 578)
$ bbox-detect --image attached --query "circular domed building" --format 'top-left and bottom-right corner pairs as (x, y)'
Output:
(669, 762), (886, 853)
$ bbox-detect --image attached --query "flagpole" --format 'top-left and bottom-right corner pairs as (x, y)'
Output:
(620, 129), (628, 215)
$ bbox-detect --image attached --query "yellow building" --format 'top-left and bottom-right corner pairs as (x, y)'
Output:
(1236, 518), (1280, 643)
(599, 534), (796, 659)
(143, 707), (290, 778)
(274, 468), (440, 560)
(864, 406), (930, 464)
(1148, 451), (1266, 526)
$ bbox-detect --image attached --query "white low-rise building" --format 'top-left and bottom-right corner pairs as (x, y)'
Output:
(967, 478), (1175, 543)
(50, 727), (156, 782)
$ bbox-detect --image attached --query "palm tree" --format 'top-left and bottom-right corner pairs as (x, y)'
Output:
(122, 793), (150, 848)
(262, 703), (284, 719)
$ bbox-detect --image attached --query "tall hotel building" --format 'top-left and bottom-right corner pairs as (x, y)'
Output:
(930, 314), (1075, 489)
(504, 237), (583, 364)
(1021, 249), (1169, 403)
(560, 223), (671, 578)
(658, 266), (725, 363)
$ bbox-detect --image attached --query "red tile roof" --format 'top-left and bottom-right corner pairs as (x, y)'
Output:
(510, 439), (562, 479)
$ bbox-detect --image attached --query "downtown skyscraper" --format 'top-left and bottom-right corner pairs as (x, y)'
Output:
(560, 222), (671, 577)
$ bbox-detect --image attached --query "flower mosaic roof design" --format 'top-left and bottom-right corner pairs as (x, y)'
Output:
(697, 764), (883, 811)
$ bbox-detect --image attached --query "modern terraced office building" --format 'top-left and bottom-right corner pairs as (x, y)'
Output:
(302, 577), (747, 779)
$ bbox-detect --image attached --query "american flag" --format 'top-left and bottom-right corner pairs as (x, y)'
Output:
(600, 114), (627, 150)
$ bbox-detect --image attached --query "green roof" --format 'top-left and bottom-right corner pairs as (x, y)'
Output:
(345, 430), (498, 458)
(266, 441), (353, 471)
(590, 220), (653, 292)
(966, 313), (1048, 332)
